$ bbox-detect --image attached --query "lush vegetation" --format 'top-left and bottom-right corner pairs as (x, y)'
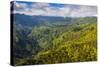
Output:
(13, 14), (97, 65)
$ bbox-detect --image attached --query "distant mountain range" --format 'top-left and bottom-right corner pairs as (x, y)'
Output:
(13, 14), (72, 26)
(12, 13), (97, 28)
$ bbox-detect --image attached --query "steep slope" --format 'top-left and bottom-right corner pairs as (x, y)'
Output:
(13, 16), (97, 65)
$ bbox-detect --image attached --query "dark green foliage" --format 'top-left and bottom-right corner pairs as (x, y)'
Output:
(14, 17), (97, 65)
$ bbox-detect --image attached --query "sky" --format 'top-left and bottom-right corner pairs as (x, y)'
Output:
(13, 1), (97, 17)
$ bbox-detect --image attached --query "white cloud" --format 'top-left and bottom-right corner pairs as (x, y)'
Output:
(14, 2), (28, 9)
(13, 2), (97, 17)
(69, 6), (97, 17)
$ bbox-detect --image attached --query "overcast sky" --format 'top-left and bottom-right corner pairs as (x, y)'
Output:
(13, 1), (97, 17)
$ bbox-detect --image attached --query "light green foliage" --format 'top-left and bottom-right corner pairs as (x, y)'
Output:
(14, 17), (97, 65)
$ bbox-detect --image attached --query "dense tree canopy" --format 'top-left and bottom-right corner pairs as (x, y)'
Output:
(13, 16), (97, 65)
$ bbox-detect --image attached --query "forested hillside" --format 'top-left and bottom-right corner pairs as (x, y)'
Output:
(13, 14), (97, 65)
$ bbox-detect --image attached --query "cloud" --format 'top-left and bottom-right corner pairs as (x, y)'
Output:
(69, 6), (97, 17)
(13, 2), (97, 17)
(14, 2), (28, 10)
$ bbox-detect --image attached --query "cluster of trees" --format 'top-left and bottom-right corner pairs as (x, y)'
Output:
(13, 17), (97, 65)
